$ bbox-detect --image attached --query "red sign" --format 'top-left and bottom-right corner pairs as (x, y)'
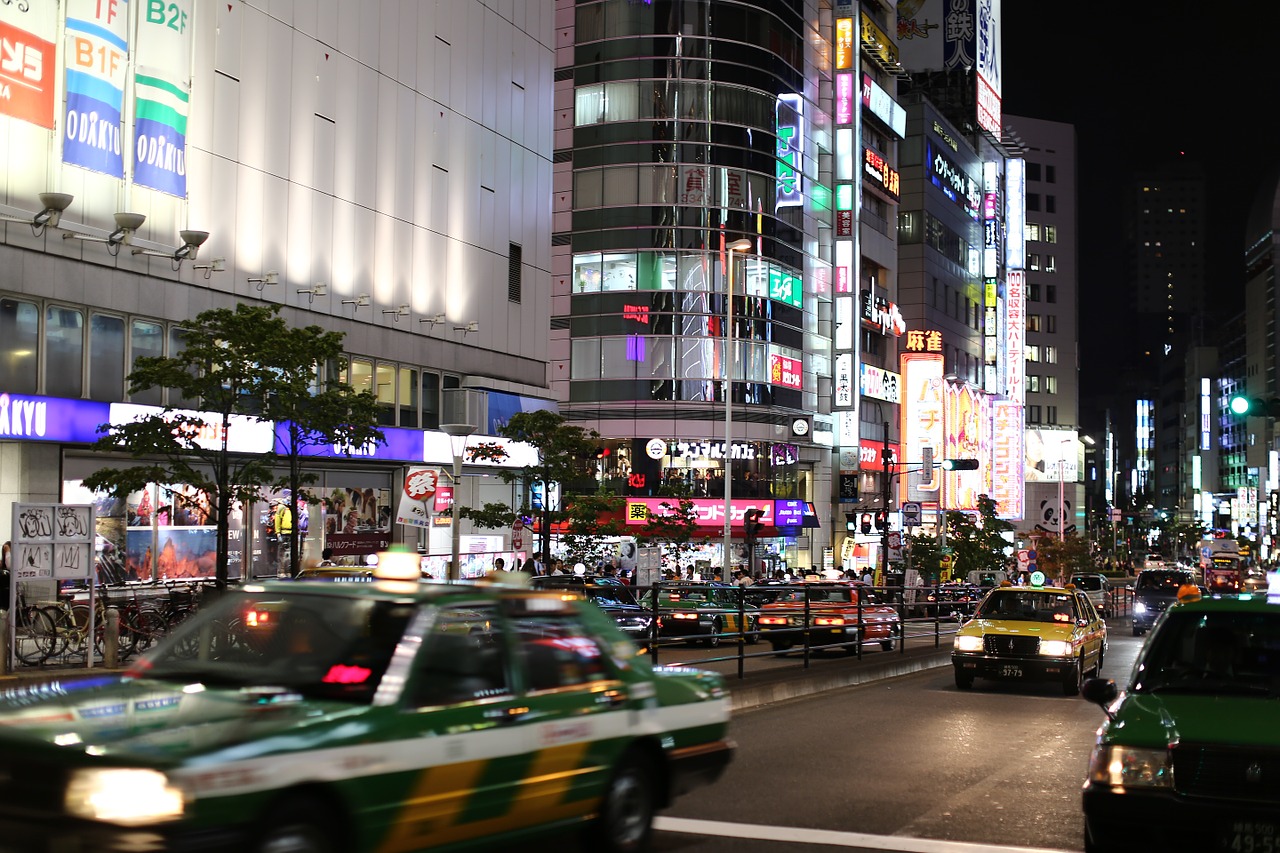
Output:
(836, 209), (853, 237)
(403, 469), (437, 501)
(433, 486), (454, 514)
(325, 532), (391, 557)
(0, 20), (55, 129)
(858, 442), (901, 473)
(770, 354), (802, 389)
(623, 304), (650, 324)
(625, 498), (774, 528)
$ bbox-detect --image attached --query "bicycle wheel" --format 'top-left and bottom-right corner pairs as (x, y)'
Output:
(69, 604), (99, 661)
(13, 607), (57, 665)
(128, 606), (167, 655)
(40, 604), (78, 661)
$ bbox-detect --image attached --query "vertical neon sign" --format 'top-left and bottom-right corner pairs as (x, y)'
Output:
(776, 94), (803, 210)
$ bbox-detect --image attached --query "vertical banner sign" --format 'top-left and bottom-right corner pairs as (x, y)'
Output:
(775, 94), (803, 210)
(134, 0), (194, 196)
(0, 1), (57, 128)
(64, 0), (130, 177)
(1005, 270), (1026, 404)
(900, 352), (944, 504)
(397, 467), (439, 529)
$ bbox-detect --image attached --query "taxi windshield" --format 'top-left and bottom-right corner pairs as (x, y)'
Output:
(130, 590), (415, 703)
(775, 586), (855, 604)
(976, 590), (1078, 623)
(1134, 611), (1280, 696)
(1136, 570), (1193, 591)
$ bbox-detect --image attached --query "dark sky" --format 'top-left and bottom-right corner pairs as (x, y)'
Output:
(1001, 2), (1278, 386)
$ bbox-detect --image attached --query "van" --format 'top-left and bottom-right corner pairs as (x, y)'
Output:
(1071, 573), (1109, 616)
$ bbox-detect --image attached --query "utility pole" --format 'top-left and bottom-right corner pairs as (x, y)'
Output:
(880, 422), (892, 585)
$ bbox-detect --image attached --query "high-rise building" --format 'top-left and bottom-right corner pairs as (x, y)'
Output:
(0, 1), (555, 579)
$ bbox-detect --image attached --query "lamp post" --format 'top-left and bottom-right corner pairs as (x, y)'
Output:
(1057, 433), (1096, 541)
(441, 423), (476, 581)
(722, 238), (753, 581)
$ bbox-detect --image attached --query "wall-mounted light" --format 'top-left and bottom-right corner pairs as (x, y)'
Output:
(383, 304), (410, 322)
(0, 192), (74, 236)
(63, 211), (146, 256)
(341, 293), (371, 310)
(454, 321), (478, 334)
(192, 258), (226, 280)
(419, 312), (446, 331)
(247, 271), (279, 291)
(131, 229), (209, 269)
(297, 282), (327, 303)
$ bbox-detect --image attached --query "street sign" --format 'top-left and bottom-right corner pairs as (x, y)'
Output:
(902, 501), (922, 527)
(1016, 549), (1030, 568)
(1108, 508), (1122, 522)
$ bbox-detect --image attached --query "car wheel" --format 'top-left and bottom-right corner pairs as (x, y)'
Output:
(1131, 624), (1143, 637)
(954, 668), (974, 690)
(770, 640), (793, 656)
(1063, 654), (1083, 696)
(880, 625), (900, 652)
(256, 798), (338, 853)
(705, 618), (722, 648)
(746, 617), (761, 645)
(586, 751), (655, 853)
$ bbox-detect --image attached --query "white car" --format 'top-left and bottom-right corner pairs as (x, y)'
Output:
(1070, 573), (1110, 616)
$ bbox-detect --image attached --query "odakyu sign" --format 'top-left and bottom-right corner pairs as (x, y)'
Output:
(0, 393), (108, 443)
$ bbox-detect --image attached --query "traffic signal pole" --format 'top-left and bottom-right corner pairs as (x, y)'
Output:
(881, 426), (892, 585)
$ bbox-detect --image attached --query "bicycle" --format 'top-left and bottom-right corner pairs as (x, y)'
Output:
(8, 584), (60, 665)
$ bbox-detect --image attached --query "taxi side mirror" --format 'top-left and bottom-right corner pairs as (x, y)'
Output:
(1081, 677), (1118, 718)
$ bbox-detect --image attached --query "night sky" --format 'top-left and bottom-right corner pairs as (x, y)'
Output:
(1001, 2), (1278, 391)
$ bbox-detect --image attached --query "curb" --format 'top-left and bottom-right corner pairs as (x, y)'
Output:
(728, 650), (953, 711)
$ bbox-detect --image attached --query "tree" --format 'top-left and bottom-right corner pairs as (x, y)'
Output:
(258, 325), (384, 577)
(457, 410), (600, 560)
(634, 480), (701, 577)
(83, 304), (303, 590)
(943, 495), (1014, 579)
(559, 491), (627, 570)
(1036, 532), (1093, 579)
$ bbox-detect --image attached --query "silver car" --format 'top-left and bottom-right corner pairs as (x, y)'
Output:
(1071, 573), (1110, 616)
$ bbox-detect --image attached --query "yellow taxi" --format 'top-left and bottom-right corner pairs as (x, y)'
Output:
(951, 579), (1107, 694)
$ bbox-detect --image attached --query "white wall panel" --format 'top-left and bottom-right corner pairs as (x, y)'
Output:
(396, 1), (419, 94)
(214, 2), (242, 80)
(284, 181), (314, 297)
(315, 0), (339, 52)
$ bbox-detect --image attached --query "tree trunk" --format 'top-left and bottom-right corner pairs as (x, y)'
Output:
(216, 489), (230, 591)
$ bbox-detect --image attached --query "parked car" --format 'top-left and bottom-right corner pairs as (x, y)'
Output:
(530, 574), (653, 645)
(951, 581), (1107, 694)
(757, 581), (902, 654)
(1131, 567), (1196, 635)
(0, 575), (734, 852)
(636, 582), (760, 646)
(1082, 589), (1280, 852)
(1070, 572), (1110, 616)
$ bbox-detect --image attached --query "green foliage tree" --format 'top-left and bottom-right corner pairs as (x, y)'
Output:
(456, 410), (600, 561)
(943, 495), (1014, 579)
(559, 491), (627, 570)
(1035, 532), (1094, 579)
(257, 323), (383, 577)
(83, 304), (355, 590)
(634, 480), (701, 577)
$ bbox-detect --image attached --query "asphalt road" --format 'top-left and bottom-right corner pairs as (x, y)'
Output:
(641, 630), (1144, 853)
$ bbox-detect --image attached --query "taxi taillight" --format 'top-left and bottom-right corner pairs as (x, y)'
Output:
(814, 616), (846, 626)
(759, 616), (788, 625)
(245, 609), (269, 627)
(670, 611), (699, 620)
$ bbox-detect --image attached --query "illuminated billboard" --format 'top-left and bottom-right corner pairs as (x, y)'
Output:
(900, 352), (944, 504)
(776, 94), (803, 210)
(991, 401), (1024, 519)
(1005, 270), (1025, 403)
(943, 380), (991, 512)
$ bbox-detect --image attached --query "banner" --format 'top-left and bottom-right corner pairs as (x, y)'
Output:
(133, 0), (194, 195)
(63, 0), (130, 177)
(0, 2), (57, 128)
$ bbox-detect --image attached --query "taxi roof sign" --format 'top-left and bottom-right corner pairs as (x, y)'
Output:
(1029, 570), (1046, 587)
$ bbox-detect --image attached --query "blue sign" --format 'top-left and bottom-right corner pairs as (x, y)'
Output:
(0, 394), (109, 444)
(486, 391), (557, 435)
(773, 499), (806, 527)
(276, 423), (423, 462)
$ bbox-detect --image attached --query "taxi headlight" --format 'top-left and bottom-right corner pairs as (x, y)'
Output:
(1134, 602), (1148, 614)
(953, 635), (984, 652)
(1088, 745), (1172, 789)
(66, 768), (185, 825)
(1039, 640), (1073, 657)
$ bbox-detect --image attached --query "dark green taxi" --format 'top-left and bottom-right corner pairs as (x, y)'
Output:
(636, 582), (759, 647)
(0, 576), (734, 853)
(1082, 587), (1280, 852)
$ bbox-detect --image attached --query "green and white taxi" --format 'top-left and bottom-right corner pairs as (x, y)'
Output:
(0, 572), (733, 853)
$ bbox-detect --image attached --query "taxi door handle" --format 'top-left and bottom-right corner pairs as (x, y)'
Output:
(484, 705), (530, 726)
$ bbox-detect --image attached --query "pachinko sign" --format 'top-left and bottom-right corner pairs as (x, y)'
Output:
(943, 380), (991, 512)
(991, 400), (1024, 520)
(899, 352), (944, 504)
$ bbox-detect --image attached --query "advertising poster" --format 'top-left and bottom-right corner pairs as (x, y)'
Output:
(63, 0), (130, 177)
(397, 467), (440, 529)
(900, 352), (944, 504)
(0, 1), (57, 128)
(943, 381), (990, 511)
(133, 0), (194, 195)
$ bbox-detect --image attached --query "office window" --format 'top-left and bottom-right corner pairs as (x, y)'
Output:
(130, 319), (164, 405)
(1027, 314), (1042, 332)
(1028, 253), (1041, 271)
(1025, 222), (1041, 242)
(1046, 165), (1056, 183)
(1027, 375), (1040, 392)
(1044, 225), (1057, 243)
(1045, 375), (1058, 394)
(1046, 405), (1058, 424)
(347, 358), (374, 396)
(1027, 283), (1041, 301)
(0, 297), (39, 394)
(1045, 195), (1056, 213)
(1044, 346), (1058, 364)
(1047, 284), (1057, 303)
(421, 371), (440, 429)
(1026, 193), (1040, 212)
(398, 367), (419, 428)
(1046, 315), (1057, 333)
(1026, 345), (1040, 362)
(1026, 163), (1042, 181)
(89, 313), (125, 402)
(1045, 255), (1056, 273)
(1027, 405), (1042, 424)
(45, 306), (83, 398)
(375, 362), (396, 426)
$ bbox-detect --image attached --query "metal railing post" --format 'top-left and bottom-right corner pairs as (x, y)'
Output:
(0, 610), (9, 675)
(802, 585), (811, 669)
(856, 592), (864, 660)
(649, 582), (660, 667)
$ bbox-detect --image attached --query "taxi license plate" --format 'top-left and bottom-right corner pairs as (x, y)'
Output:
(1221, 820), (1279, 851)
(999, 664), (1022, 678)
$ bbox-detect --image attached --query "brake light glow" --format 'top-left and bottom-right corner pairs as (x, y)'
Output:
(245, 610), (269, 627)
(759, 616), (789, 625)
(814, 617), (846, 626)
(670, 612), (699, 620)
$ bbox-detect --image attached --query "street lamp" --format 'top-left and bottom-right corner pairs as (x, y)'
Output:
(723, 238), (753, 581)
(1057, 434), (1095, 541)
(441, 422), (476, 581)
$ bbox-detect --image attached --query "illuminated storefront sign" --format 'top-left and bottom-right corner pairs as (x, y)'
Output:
(668, 440), (757, 461)
(863, 147), (900, 200)
(770, 353), (803, 389)
(835, 239), (853, 293)
(861, 291), (906, 336)
(835, 353), (854, 407)
(0, 393), (107, 442)
(1200, 377), (1211, 451)
(835, 17), (855, 70)
(835, 296), (855, 349)
(0, 6), (56, 128)
(943, 381), (991, 511)
(625, 498), (774, 527)
(776, 94), (803, 210)
(932, 121), (959, 152)
(283, 424), (425, 462)
(976, 71), (1001, 137)
(836, 72), (854, 124)
(109, 403), (274, 454)
(861, 73), (906, 137)
(974, 0), (1002, 136)
(900, 352), (944, 504)
(860, 363), (902, 404)
(991, 400), (1024, 519)
(1005, 270), (1025, 402)
(1006, 158), (1026, 269)
(859, 441), (900, 473)
(926, 140), (980, 220)
(768, 267), (802, 308)
(770, 443), (799, 465)
(904, 329), (944, 353)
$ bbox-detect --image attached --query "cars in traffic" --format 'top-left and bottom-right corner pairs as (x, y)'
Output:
(1081, 587), (1280, 852)
(1131, 567), (1196, 635)
(1070, 572), (1110, 616)
(756, 582), (902, 654)
(0, 574), (734, 852)
(637, 581), (760, 647)
(951, 582), (1107, 694)
(530, 573), (654, 645)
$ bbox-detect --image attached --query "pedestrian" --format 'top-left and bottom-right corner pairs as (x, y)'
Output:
(319, 548), (336, 567)
(527, 552), (544, 575)
(0, 541), (10, 607)
(494, 557), (506, 573)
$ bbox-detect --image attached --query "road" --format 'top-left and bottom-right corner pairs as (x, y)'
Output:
(641, 630), (1143, 853)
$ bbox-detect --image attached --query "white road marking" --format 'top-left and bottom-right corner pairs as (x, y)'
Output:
(654, 817), (1071, 853)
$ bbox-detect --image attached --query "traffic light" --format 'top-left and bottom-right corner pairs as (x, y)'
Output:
(874, 509), (888, 532)
(941, 458), (979, 470)
(845, 512), (858, 532)
(743, 508), (765, 544)
(860, 512), (873, 534)
(1228, 395), (1280, 418)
